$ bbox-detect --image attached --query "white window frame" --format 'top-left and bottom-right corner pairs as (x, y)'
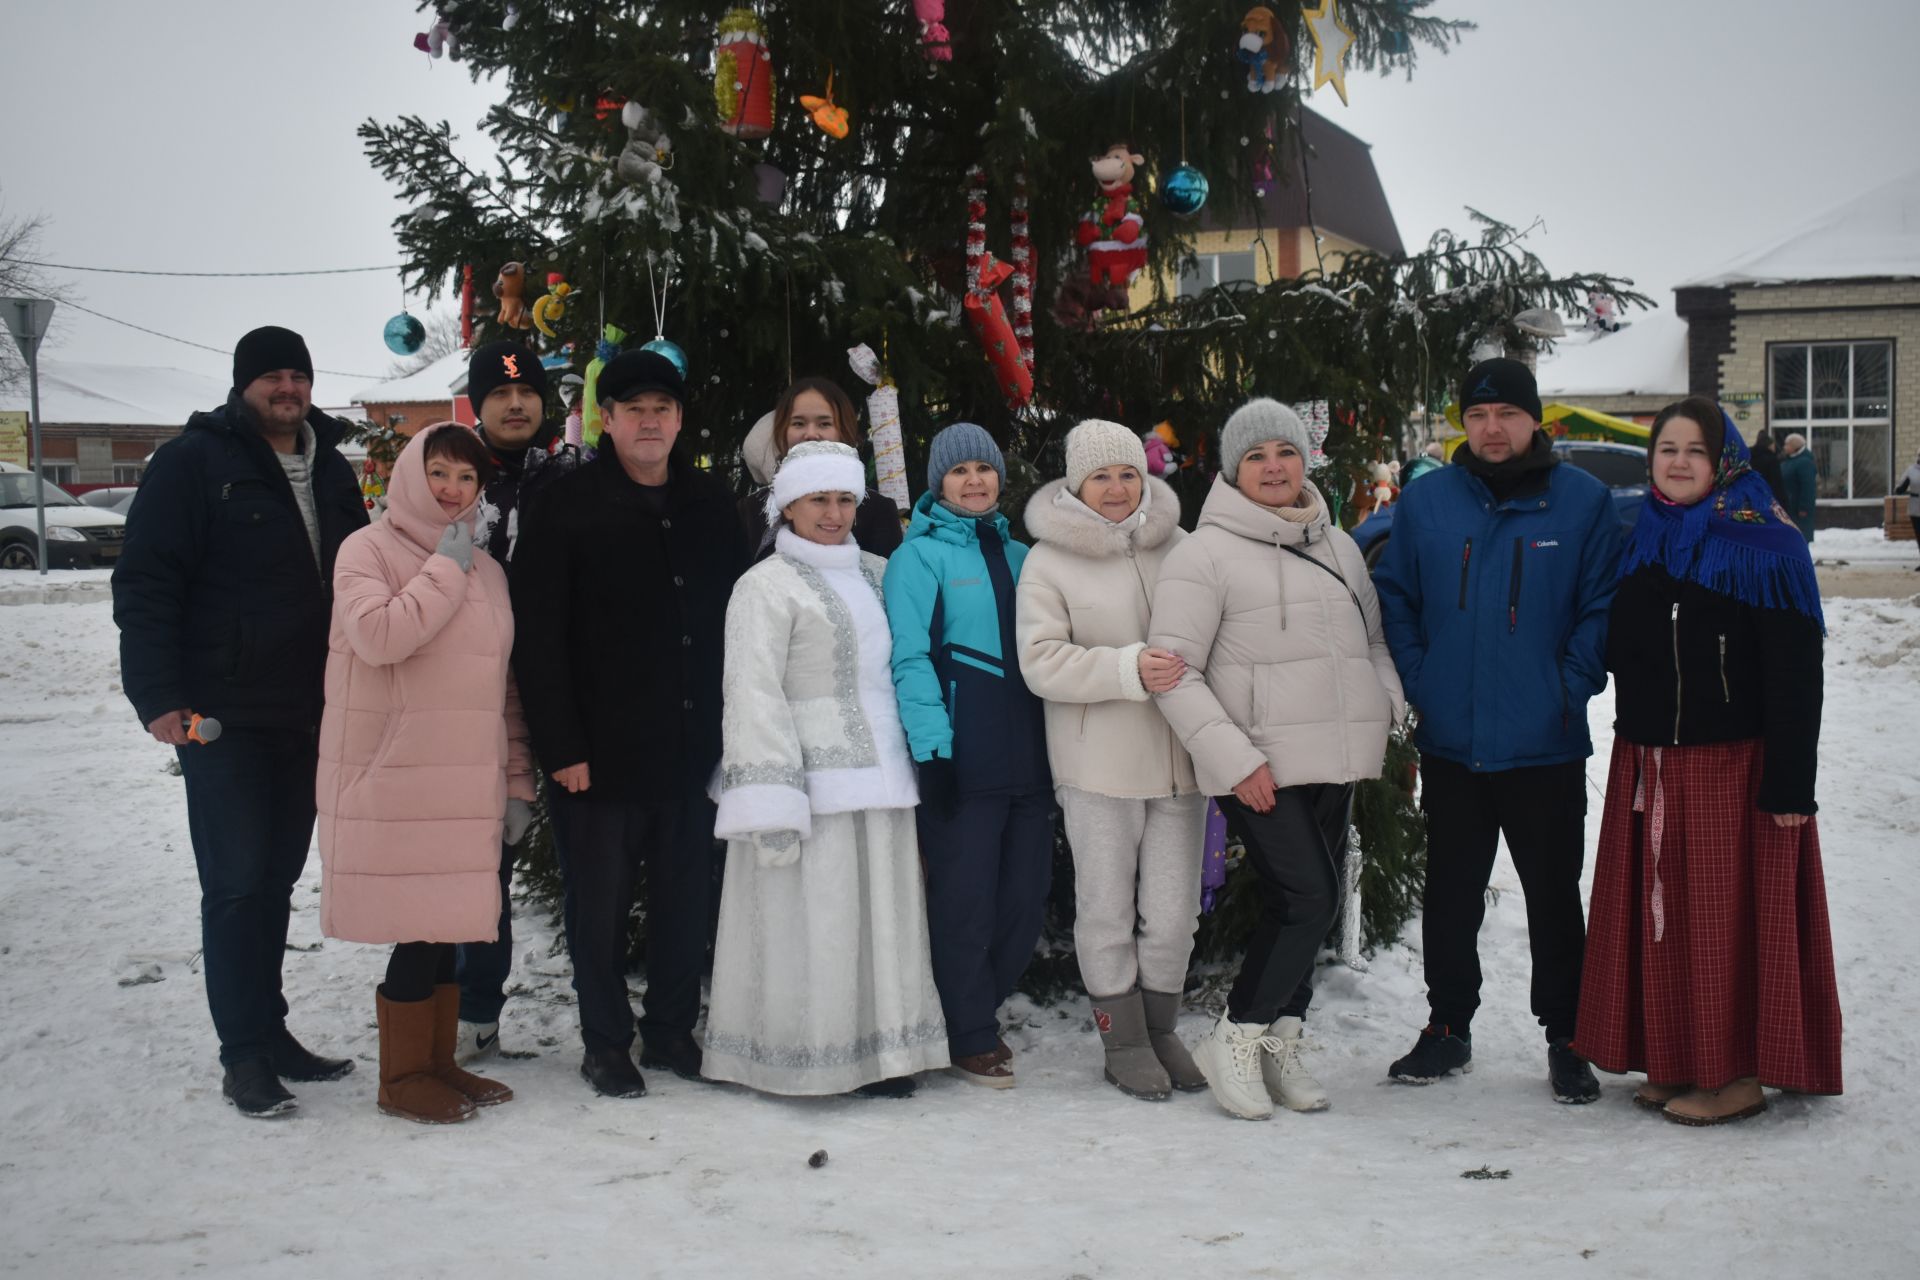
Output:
(39, 463), (76, 486)
(113, 464), (143, 485)
(1768, 339), (1894, 501)
(1177, 250), (1258, 299)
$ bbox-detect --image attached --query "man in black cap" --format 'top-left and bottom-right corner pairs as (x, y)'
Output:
(1372, 357), (1621, 1104)
(509, 348), (747, 1098)
(450, 340), (582, 1065)
(112, 326), (368, 1116)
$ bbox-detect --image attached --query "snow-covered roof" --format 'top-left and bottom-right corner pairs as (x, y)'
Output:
(350, 349), (470, 405)
(0, 360), (230, 426)
(1679, 169), (1920, 287)
(1535, 309), (1689, 398)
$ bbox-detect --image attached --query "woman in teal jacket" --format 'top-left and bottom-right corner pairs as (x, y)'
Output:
(883, 423), (1052, 1088)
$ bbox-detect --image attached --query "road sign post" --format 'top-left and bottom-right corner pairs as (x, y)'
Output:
(3, 297), (56, 576)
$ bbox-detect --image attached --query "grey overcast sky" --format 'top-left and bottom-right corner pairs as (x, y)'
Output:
(4, 0), (1917, 399)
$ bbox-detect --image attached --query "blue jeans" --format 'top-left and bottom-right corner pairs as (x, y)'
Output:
(454, 841), (517, 1024)
(175, 726), (317, 1067)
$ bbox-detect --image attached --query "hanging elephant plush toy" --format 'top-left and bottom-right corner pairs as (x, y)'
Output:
(1074, 142), (1147, 312)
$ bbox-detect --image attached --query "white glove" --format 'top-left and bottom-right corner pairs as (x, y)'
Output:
(503, 798), (533, 846)
(435, 521), (474, 572)
(752, 829), (802, 869)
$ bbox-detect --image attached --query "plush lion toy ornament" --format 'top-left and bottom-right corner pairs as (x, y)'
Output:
(493, 262), (533, 330)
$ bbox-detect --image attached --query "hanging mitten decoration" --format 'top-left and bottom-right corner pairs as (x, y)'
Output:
(849, 343), (910, 512)
(531, 273), (573, 338)
(581, 323), (628, 448)
(1236, 7), (1288, 93)
(1292, 399), (1332, 470)
(714, 9), (776, 140)
(413, 10), (458, 59)
(493, 263), (533, 329)
(799, 69), (850, 140)
(913, 0), (953, 61)
(963, 166), (1034, 411)
(1075, 143), (1147, 312)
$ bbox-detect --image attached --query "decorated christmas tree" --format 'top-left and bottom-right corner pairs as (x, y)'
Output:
(365, 0), (1645, 965)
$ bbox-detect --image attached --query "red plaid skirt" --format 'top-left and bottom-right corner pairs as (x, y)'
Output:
(1572, 738), (1843, 1094)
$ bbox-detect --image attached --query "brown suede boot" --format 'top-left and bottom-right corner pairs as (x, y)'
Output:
(1140, 988), (1208, 1093)
(431, 985), (513, 1106)
(377, 988), (477, 1124)
(1664, 1078), (1767, 1126)
(1633, 1080), (1691, 1111)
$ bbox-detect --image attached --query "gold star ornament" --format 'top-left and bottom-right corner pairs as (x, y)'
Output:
(1304, 0), (1356, 106)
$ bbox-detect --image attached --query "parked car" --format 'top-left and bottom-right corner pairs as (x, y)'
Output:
(0, 462), (130, 570)
(1351, 440), (1650, 569)
(80, 487), (141, 517)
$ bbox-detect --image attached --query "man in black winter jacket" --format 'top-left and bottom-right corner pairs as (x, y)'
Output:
(452, 340), (581, 1062)
(112, 326), (368, 1117)
(509, 349), (748, 1099)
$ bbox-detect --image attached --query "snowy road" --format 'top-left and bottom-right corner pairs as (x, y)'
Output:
(1, 582), (1916, 1279)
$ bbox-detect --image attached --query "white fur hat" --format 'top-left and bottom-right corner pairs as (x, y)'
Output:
(766, 440), (865, 524)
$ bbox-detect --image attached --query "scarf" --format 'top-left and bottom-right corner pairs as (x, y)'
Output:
(1619, 406), (1824, 631)
(1454, 428), (1559, 503)
(937, 497), (999, 521)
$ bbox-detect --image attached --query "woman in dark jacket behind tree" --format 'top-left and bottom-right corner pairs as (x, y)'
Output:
(1573, 396), (1840, 1126)
(737, 377), (901, 561)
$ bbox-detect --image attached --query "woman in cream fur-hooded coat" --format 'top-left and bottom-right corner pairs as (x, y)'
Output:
(317, 423), (536, 945)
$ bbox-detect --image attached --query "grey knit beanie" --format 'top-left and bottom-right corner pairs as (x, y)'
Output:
(926, 421), (1005, 492)
(1219, 398), (1310, 479)
(1063, 418), (1148, 493)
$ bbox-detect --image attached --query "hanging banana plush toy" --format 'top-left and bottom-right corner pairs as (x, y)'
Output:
(532, 273), (572, 338)
(581, 323), (628, 448)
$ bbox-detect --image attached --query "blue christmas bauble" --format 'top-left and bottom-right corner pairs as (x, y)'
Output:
(641, 337), (689, 378)
(1161, 165), (1210, 218)
(382, 312), (425, 356)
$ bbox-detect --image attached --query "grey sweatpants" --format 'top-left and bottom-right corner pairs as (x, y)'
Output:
(1058, 787), (1207, 998)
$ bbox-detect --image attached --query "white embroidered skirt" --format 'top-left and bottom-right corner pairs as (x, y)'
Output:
(703, 805), (950, 1095)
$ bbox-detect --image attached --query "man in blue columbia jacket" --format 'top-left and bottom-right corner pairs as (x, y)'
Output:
(1373, 359), (1621, 1103)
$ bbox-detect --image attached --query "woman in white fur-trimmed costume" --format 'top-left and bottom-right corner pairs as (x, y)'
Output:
(703, 441), (950, 1098)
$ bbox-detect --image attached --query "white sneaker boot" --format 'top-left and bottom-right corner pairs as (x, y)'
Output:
(1191, 1015), (1279, 1120)
(1261, 1016), (1330, 1112)
(454, 1019), (500, 1067)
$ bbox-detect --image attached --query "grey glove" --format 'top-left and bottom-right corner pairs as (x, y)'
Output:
(503, 798), (533, 846)
(752, 829), (803, 869)
(435, 521), (474, 572)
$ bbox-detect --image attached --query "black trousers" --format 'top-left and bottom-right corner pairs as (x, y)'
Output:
(1219, 784), (1350, 1025)
(453, 840), (517, 1024)
(917, 790), (1055, 1059)
(385, 942), (457, 1003)
(175, 726), (317, 1067)
(1418, 754), (1589, 1042)
(551, 788), (717, 1052)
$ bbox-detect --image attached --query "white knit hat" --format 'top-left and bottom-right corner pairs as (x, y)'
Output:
(766, 440), (865, 524)
(1063, 418), (1149, 493)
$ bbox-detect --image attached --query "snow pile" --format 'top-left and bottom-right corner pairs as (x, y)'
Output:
(0, 568), (115, 607)
(1681, 168), (1920, 287)
(1813, 526), (1920, 564)
(0, 596), (1915, 1275)
(1535, 310), (1689, 399)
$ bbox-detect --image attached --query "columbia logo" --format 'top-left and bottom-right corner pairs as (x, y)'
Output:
(1531, 539), (1559, 549)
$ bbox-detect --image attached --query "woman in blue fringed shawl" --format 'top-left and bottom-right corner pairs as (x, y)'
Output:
(1572, 397), (1841, 1126)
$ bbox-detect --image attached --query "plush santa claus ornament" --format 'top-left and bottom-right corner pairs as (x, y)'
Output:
(1075, 142), (1148, 311)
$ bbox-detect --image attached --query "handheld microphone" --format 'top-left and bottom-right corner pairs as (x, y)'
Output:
(187, 714), (223, 745)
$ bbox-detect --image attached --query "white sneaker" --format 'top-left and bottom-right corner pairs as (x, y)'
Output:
(1191, 1015), (1279, 1120)
(454, 1019), (500, 1066)
(1261, 1016), (1330, 1112)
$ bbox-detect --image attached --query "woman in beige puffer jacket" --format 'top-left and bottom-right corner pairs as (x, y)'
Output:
(1148, 399), (1404, 1121)
(1016, 420), (1204, 1103)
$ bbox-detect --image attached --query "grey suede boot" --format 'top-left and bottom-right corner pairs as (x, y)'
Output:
(1140, 988), (1209, 1093)
(1091, 989), (1172, 1101)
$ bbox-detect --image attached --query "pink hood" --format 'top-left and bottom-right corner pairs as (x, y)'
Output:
(316, 423), (535, 946)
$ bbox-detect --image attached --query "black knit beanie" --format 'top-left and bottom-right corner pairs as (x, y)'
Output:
(467, 339), (549, 410)
(1459, 357), (1542, 423)
(232, 326), (313, 390)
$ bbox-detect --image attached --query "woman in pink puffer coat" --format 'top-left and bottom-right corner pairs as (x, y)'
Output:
(317, 421), (535, 1125)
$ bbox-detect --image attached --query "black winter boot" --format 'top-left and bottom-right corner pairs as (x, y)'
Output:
(222, 1058), (298, 1118)
(1388, 1023), (1473, 1084)
(852, 1076), (918, 1099)
(270, 1028), (355, 1082)
(639, 1030), (705, 1083)
(1548, 1037), (1601, 1104)
(581, 1047), (647, 1098)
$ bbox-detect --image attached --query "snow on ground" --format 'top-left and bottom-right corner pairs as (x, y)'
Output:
(1813, 525), (1920, 564)
(1, 586), (1917, 1279)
